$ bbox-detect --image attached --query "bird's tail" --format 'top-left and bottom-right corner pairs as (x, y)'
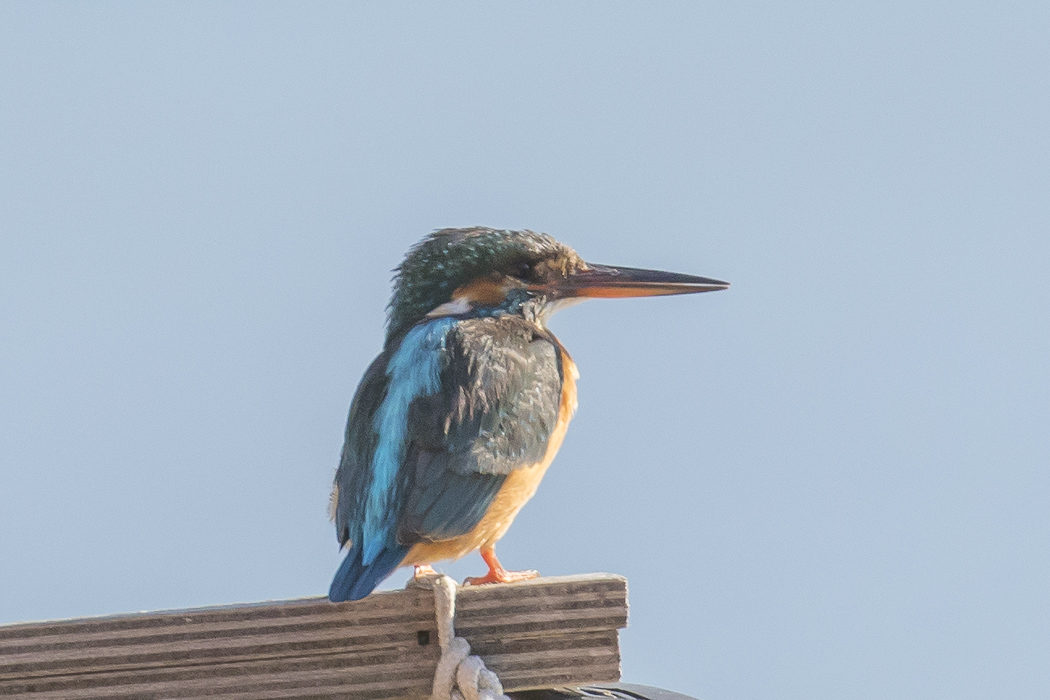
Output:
(328, 544), (409, 602)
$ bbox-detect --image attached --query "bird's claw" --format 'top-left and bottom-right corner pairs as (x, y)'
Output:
(463, 568), (539, 586)
(405, 565), (442, 590)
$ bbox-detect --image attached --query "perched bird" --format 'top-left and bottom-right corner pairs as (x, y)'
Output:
(329, 228), (728, 601)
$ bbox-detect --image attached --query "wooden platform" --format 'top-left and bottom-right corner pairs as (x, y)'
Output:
(0, 573), (627, 699)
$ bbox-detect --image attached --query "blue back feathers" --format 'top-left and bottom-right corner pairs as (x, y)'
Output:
(362, 318), (453, 565)
(330, 318), (454, 602)
(330, 314), (565, 602)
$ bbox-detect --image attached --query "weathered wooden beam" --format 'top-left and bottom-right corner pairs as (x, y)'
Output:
(0, 573), (627, 699)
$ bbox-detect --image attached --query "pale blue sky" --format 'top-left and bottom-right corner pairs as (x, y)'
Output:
(2, 3), (1048, 699)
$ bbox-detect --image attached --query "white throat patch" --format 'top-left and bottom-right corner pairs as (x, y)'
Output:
(424, 297), (473, 319)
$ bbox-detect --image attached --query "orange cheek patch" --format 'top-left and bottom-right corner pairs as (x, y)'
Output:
(452, 277), (510, 305)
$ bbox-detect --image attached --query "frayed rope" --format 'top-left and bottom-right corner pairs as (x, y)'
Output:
(427, 575), (510, 700)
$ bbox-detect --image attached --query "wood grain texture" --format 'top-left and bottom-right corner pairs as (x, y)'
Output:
(0, 573), (627, 699)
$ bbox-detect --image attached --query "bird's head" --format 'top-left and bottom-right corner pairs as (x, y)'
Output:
(386, 227), (728, 343)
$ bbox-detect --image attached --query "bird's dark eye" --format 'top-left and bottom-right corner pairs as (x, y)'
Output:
(511, 261), (535, 279)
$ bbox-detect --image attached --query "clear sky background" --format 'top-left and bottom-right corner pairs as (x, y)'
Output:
(2, 3), (1048, 699)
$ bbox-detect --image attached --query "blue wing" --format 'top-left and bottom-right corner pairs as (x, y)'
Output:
(329, 315), (564, 601)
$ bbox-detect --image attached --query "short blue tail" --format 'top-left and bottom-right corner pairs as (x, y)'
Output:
(328, 544), (409, 602)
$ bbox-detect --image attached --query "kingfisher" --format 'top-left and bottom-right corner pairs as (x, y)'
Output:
(328, 228), (728, 602)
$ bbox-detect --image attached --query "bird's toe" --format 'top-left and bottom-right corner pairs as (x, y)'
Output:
(463, 568), (539, 586)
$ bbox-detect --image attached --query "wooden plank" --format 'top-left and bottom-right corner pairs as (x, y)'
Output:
(0, 573), (626, 699)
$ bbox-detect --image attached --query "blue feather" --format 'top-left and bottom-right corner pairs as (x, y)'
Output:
(361, 318), (453, 565)
(329, 543), (410, 602)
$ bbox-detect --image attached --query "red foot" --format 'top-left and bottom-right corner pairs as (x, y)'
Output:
(464, 568), (539, 585)
(413, 564), (437, 578)
(463, 547), (539, 586)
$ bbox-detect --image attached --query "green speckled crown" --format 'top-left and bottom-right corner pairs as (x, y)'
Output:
(386, 228), (575, 342)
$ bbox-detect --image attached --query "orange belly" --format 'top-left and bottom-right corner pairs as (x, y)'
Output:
(405, 348), (579, 565)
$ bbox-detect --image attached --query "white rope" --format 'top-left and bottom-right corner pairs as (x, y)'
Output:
(427, 574), (510, 700)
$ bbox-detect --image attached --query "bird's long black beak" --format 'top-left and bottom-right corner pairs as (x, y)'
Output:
(550, 263), (730, 299)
